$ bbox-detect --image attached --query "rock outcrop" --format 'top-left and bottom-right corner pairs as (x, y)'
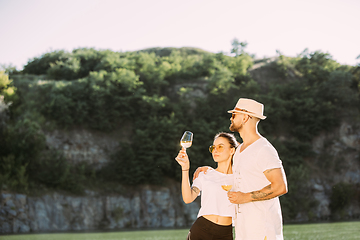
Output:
(0, 184), (199, 234)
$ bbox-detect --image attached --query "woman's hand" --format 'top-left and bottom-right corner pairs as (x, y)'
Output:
(175, 147), (190, 171)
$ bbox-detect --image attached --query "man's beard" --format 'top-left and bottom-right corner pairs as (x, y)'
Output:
(229, 121), (243, 132)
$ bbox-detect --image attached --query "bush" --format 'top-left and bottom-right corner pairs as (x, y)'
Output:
(23, 50), (70, 75)
(329, 182), (355, 215)
(280, 165), (318, 221)
(0, 155), (28, 192)
(0, 118), (45, 193)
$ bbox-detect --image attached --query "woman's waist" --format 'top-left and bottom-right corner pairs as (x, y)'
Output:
(202, 214), (232, 226)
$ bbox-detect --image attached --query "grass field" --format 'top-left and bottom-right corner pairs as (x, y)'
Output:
(1, 221), (359, 240)
(284, 221), (360, 239)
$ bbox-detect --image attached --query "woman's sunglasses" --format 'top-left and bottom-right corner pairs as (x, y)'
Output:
(209, 144), (225, 153)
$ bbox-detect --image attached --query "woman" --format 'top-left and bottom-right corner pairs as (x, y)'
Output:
(175, 132), (238, 240)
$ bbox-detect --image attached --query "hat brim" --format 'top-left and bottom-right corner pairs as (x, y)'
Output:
(228, 109), (267, 120)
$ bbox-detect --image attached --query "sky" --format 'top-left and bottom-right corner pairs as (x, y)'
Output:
(0, 0), (359, 70)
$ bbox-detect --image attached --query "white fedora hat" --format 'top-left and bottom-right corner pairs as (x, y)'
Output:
(228, 98), (266, 120)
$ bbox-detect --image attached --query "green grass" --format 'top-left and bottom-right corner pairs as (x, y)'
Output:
(283, 221), (360, 240)
(0, 229), (188, 240)
(1, 221), (359, 240)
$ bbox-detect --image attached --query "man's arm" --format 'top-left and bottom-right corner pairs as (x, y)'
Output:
(228, 168), (287, 204)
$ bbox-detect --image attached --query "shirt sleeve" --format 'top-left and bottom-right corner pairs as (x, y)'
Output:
(257, 145), (283, 173)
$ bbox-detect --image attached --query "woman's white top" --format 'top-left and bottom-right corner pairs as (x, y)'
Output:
(192, 169), (235, 218)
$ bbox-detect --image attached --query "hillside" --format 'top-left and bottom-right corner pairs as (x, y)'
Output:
(0, 48), (360, 233)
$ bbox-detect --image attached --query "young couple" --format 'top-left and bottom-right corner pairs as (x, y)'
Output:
(175, 98), (288, 240)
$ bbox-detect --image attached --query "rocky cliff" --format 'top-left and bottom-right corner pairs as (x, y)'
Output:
(0, 183), (199, 234)
(1, 119), (359, 234)
(308, 121), (360, 221)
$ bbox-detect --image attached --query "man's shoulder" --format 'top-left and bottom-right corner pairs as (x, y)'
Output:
(257, 138), (279, 156)
(258, 137), (275, 147)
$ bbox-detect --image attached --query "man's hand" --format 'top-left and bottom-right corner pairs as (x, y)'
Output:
(228, 191), (250, 204)
(192, 166), (211, 181)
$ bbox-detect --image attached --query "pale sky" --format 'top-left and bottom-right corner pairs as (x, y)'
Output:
(1, 0), (359, 70)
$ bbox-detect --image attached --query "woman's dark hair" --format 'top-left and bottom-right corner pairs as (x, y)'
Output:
(214, 132), (239, 149)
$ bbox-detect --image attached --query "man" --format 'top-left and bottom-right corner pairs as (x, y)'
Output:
(227, 98), (287, 240)
(194, 98), (288, 240)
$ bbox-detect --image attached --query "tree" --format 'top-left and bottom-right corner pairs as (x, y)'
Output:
(0, 64), (19, 75)
(0, 71), (16, 102)
(23, 50), (70, 75)
(231, 38), (248, 56)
